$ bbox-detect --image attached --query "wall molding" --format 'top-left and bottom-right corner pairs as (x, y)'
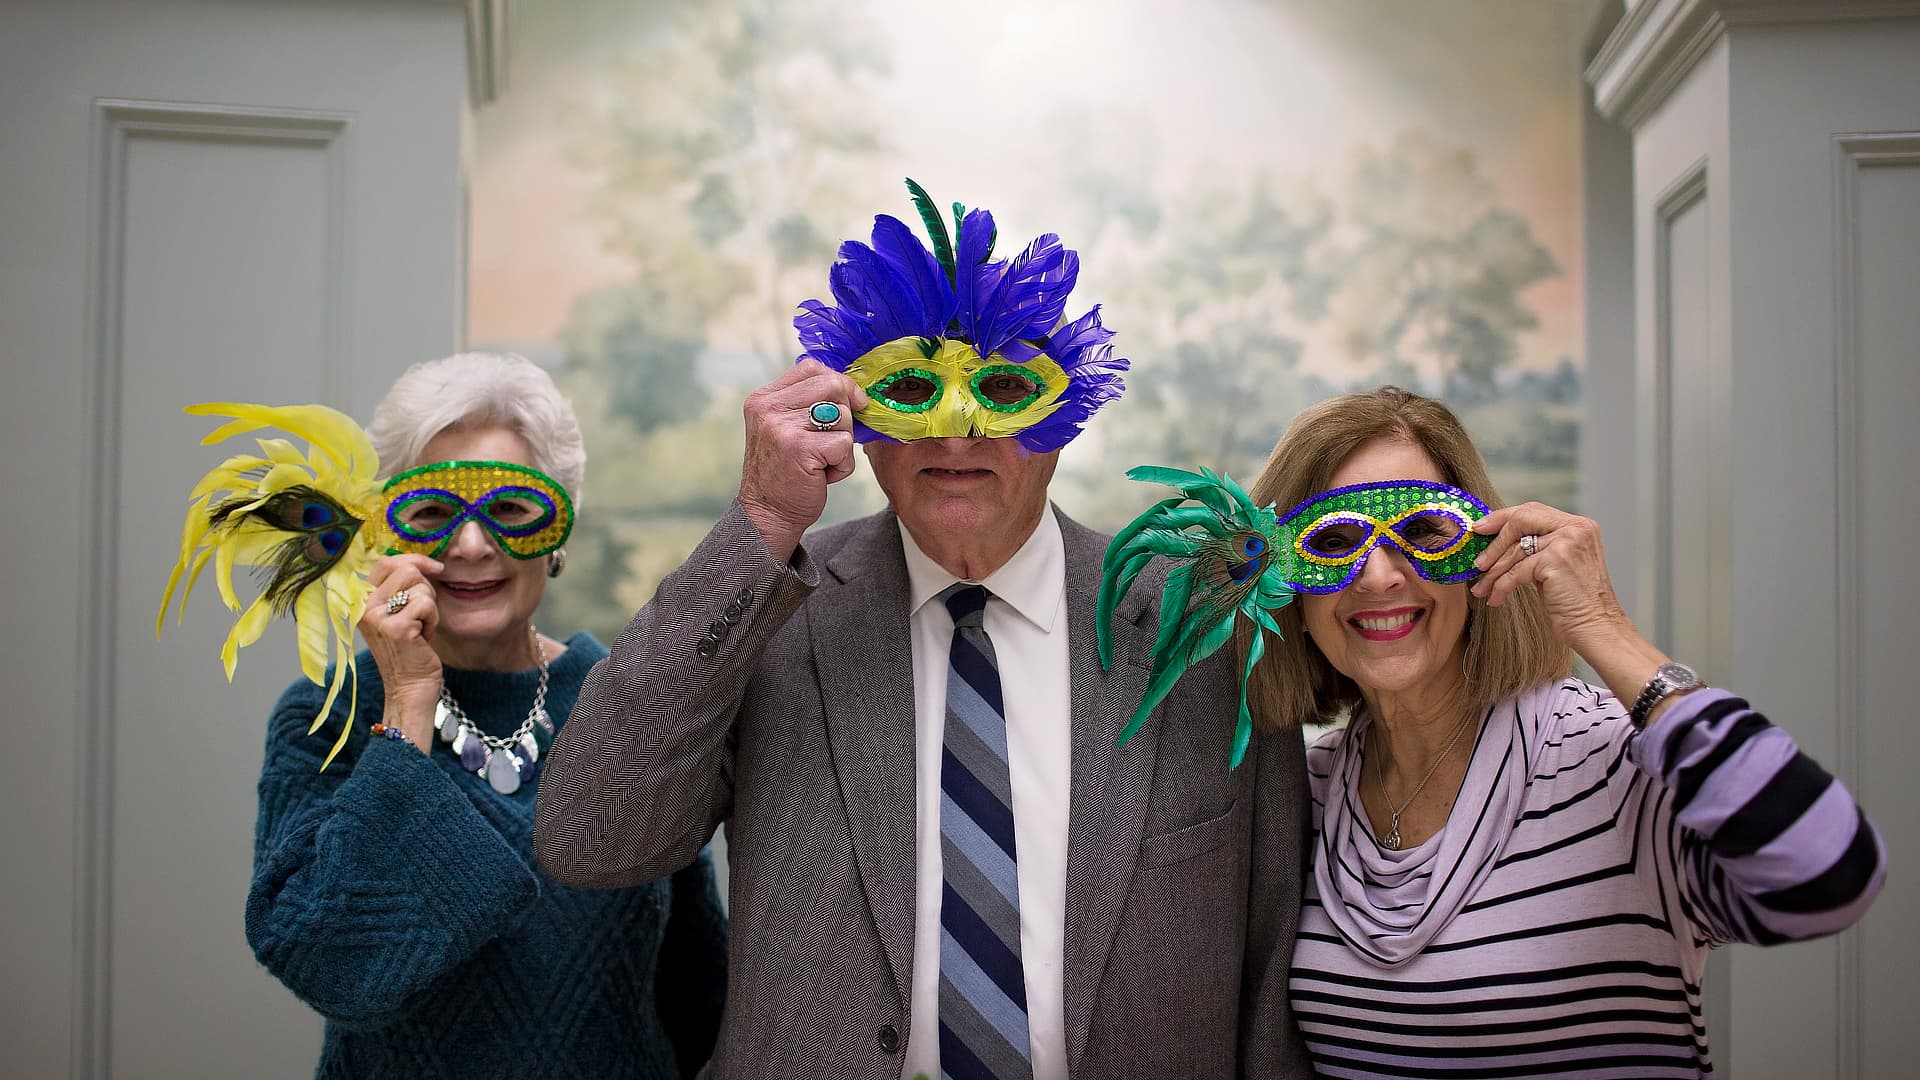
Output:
(1643, 161), (1709, 649)
(467, 0), (508, 106)
(1829, 129), (1920, 1080)
(1588, 0), (1920, 128)
(73, 98), (351, 1079)
(1588, 0), (1726, 129)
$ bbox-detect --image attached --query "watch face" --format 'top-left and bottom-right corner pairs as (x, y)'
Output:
(1659, 663), (1701, 691)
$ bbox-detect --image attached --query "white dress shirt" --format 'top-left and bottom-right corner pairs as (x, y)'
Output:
(897, 508), (1070, 1080)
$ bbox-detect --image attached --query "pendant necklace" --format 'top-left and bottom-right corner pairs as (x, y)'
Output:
(1371, 707), (1477, 850)
(434, 625), (554, 795)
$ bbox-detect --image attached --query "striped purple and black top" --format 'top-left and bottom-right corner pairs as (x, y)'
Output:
(1290, 679), (1884, 1079)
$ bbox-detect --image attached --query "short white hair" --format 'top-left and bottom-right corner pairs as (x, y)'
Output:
(367, 352), (587, 507)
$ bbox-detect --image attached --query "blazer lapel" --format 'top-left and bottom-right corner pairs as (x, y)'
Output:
(1057, 510), (1161, 1074)
(811, 513), (920, 1007)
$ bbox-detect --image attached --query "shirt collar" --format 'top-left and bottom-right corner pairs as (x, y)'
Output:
(899, 505), (1065, 634)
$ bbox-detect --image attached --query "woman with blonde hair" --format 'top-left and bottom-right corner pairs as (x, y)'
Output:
(1239, 386), (1882, 1078)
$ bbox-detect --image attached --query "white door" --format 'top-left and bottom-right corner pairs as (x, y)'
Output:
(0, 1), (472, 1074)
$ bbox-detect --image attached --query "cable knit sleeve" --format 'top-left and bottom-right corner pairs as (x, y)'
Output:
(1628, 688), (1886, 946)
(244, 673), (540, 1029)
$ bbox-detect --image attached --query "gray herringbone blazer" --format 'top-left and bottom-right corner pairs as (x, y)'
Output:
(534, 503), (1312, 1079)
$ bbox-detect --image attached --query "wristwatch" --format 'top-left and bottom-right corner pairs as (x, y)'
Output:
(1630, 662), (1702, 728)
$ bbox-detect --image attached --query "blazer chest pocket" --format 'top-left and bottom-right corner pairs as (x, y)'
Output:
(1137, 799), (1240, 869)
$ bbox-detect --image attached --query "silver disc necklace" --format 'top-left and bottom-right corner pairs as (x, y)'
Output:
(434, 625), (555, 795)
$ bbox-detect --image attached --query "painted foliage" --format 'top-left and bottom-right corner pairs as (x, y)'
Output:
(469, 0), (1595, 642)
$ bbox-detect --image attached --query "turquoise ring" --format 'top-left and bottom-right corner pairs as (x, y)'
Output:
(807, 401), (844, 431)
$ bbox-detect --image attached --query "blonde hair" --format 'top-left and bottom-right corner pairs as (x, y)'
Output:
(1245, 386), (1570, 729)
(367, 352), (587, 508)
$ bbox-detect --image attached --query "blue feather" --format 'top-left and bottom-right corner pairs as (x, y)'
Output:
(869, 214), (956, 333)
(952, 208), (999, 346)
(828, 244), (924, 344)
(971, 233), (1078, 362)
(794, 297), (878, 369)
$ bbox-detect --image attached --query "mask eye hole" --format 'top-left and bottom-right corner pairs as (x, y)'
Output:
(1303, 520), (1372, 559)
(970, 365), (1044, 411)
(480, 487), (557, 537)
(390, 492), (465, 539)
(1394, 510), (1467, 554)
(870, 368), (943, 411)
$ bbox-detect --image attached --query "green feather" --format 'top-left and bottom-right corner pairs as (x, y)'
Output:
(1249, 603), (1285, 639)
(1149, 561), (1199, 669)
(1097, 547), (1156, 669)
(1101, 463), (1298, 769)
(1101, 499), (1194, 667)
(1231, 627), (1267, 769)
(1220, 469), (1262, 512)
(904, 178), (956, 281)
(1121, 610), (1237, 748)
(1125, 464), (1208, 488)
(1132, 530), (1207, 557)
(1125, 465), (1240, 518)
(1107, 509), (1179, 562)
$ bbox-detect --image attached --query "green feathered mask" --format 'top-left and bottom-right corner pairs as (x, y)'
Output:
(1096, 466), (1300, 769)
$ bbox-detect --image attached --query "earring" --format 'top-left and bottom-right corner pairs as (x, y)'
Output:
(547, 548), (567, 578)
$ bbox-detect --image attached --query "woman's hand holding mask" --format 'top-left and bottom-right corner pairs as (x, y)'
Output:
(359, 553), (445, 750)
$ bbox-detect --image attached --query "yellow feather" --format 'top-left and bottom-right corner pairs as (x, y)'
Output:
(159, 494), (213, 635)
(170, 548), (215, 626)
(213, 540), (242, 611)
(295, 585), (331, 684)
(317, 637), (358, 770)
(256, 437), (304, 465)
(312, 632), (350, 735)
(258, 462), (313, 495)
(220, 593), (273, 680)
(187, 456), (275, 501)
(162, 401), (385, 770)
(187, 403), (377, 483)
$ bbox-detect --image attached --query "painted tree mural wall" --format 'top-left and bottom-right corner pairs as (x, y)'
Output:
(469, 0), (1596, 642)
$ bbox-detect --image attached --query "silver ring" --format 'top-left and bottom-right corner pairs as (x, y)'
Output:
(806, 401), (843, 431)
(1518, 534), (1540, 558)
(385, 590), (411, 614)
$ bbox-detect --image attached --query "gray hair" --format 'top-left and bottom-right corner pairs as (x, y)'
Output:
(367, 352), (587, 507)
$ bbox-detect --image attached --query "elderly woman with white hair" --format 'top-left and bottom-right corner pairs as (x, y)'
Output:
(244, 353), (727, 1079)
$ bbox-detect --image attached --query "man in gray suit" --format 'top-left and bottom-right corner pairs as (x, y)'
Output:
(535, 192), (1311, 1079)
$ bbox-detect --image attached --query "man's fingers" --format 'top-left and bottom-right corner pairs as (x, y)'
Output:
(821, 438), (859, 484)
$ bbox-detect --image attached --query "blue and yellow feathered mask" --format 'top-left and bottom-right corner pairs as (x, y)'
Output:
(794, 179), (1128, 452)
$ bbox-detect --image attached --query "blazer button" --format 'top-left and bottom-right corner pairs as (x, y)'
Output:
(735, 587), (754, 608)
(708, 618), (728, 638)
(876, 1024), (900, 1054)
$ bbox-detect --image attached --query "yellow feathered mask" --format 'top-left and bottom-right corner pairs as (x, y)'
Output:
(156, 403), (385, 768)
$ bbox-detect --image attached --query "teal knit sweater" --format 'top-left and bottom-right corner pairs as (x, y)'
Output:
(246, 632), (726, 1079)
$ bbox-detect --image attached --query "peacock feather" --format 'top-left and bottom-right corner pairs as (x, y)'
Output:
(1097, 465), (1300, 769)
(156, 402), (385, 769)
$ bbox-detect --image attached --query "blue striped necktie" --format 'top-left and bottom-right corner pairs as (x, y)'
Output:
(936, 583), (1033, 1080)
